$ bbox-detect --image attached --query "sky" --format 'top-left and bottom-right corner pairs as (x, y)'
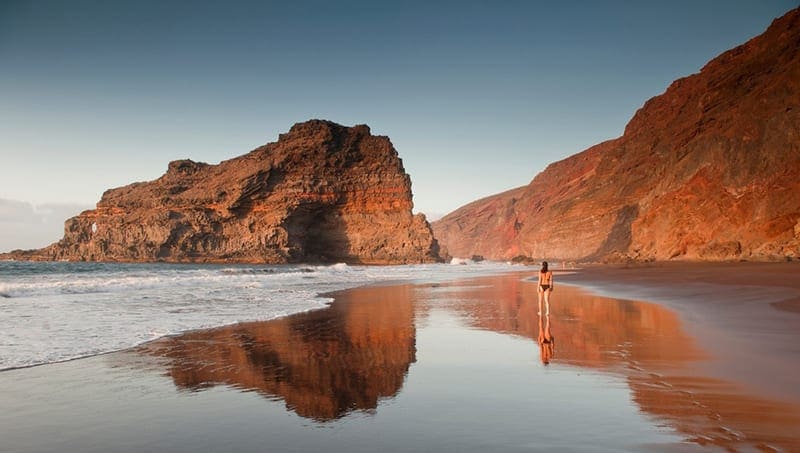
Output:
(1, 0), (797, 251)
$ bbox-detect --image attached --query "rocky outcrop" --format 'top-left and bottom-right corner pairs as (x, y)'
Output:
(6, 120), (440, 264)
(434, 8), (800, 262)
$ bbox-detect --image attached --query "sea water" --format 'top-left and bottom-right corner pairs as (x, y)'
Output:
(0, 260), (518, 371)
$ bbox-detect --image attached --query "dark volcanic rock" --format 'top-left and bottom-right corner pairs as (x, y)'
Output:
(433, 8), (800, 262)
(6, 120), (440, 264)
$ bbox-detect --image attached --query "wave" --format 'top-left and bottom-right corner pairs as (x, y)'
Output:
(0, 263), (357, 299)
(0, 261), (517, 371)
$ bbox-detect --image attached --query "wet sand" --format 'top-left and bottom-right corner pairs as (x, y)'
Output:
(558, 261), (800, 406)
(2, 267), (800, 451)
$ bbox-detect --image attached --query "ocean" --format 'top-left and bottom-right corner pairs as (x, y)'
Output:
(0, 260), (518, 371)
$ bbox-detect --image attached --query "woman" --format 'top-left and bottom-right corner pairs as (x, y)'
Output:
(537, 261), (553, 316)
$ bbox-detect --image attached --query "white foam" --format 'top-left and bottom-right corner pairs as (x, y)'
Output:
(0, 261), (518, 370)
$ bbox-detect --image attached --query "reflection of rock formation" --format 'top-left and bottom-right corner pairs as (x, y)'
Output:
(439, 273), (800, 451)
(439, 274), (703, 367)
(140, 285), (416, 421)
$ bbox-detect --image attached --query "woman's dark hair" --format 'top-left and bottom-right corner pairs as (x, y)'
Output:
(541, 261), (548, 273)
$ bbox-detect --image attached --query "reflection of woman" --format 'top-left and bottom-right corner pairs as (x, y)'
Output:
(537, 312), (554, 365)
(537, 261), (554, 316)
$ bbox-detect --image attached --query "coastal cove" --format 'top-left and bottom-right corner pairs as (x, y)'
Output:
(3, 4), (799, 453)
(2, 265), (799, 452)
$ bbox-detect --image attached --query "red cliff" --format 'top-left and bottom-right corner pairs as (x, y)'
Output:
(434, 8), (800, 262)
(8, 120), (439, 264)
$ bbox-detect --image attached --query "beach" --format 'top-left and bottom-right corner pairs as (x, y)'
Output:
(2, 263), (800, 451)
(559, 262), (800, 406)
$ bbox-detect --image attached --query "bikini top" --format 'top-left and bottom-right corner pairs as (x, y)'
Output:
(539, 271), (552, 285)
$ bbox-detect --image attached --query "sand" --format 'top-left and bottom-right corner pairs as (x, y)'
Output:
(558, 261), (800, 405)
(1, 264), (799, 451)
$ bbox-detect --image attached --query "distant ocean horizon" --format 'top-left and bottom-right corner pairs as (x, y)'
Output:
(0, 260), (520, 371)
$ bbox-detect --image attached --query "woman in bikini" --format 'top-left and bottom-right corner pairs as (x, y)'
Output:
(537, 261), (553, 316)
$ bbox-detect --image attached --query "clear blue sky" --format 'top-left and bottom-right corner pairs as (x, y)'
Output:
(0, 1), (796, 250)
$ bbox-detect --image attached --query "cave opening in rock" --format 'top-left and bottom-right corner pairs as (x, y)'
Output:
(285, 203), (352, 263)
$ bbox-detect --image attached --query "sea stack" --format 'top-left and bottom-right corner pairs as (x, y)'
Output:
(433, 8), (800, 262)
(8, 120), (440, 264)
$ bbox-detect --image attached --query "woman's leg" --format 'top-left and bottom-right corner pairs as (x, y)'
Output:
(544, 289), (551, 316)
(537, 288), (543, 315)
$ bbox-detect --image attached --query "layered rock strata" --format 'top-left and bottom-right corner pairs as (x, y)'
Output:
(434, 8), (800, 262)
(7, 120), (439, 264)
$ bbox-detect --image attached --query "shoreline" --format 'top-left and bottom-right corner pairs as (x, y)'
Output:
(2, 263), (799, 451)
(0, 261), (524, 372)
(5, 261), (797, 387)
(5, 261), (798, 391)
(558, 261), (800, 405)
(413, 270), (800, 450)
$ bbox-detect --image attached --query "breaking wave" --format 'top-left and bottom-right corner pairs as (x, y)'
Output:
(0, 261), (516, 370)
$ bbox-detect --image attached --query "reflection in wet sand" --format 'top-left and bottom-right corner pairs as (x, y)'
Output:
(436, 274), (800, 451)
(136, 272), (800, 450)
(537, 313), (554, 365)
(138, 285), (416, 422)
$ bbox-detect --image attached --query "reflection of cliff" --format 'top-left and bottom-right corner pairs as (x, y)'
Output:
(442, 273), (800, 451)
(445, 274), (701, 368)
(141, 285), (416, 421)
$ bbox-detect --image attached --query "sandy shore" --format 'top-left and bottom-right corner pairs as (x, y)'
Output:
(1, 266), (799, 451)
(559, 261), (800, 405)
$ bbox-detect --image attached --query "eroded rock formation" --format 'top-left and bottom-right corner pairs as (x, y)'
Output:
(6, 120), (440, 264)
(434, 8), (800, 262)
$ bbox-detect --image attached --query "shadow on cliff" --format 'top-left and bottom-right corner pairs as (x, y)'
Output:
(584, 204), (639, 262)
(229, 167), (357, 264)
(285, 203), (354, 263)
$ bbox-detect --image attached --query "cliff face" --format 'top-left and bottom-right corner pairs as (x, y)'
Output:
(9, 120), (439, 264)
(434, 8), (800, 262)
